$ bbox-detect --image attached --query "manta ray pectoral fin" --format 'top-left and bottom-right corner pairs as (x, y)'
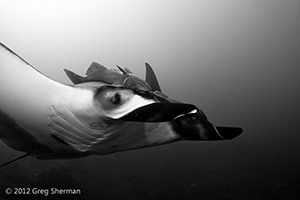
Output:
(145, 63), (162, 92)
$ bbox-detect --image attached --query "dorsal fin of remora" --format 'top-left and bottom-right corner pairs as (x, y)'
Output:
(63, 69), (84, 84)
(116, 65), (133, 75)
(64, 62), (158, 92)
(64, 62), (125, 84)
(116, 65), (127, 75)
(145, 63), (161, 92)
(85, 61), (107, 76)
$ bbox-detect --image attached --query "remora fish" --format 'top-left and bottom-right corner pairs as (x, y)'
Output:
(0, 42), (242, 167)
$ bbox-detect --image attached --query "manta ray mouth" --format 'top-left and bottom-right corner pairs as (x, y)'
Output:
(118, 102), (198, 122)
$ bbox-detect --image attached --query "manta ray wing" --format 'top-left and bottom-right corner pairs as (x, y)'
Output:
(0, 42), (243, 168)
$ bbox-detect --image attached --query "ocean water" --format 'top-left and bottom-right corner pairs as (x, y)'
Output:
(0, 1), (299, 199)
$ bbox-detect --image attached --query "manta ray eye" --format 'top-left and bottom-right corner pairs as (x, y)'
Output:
(95, 88), (135, 111)
(111, 93), (122, 105)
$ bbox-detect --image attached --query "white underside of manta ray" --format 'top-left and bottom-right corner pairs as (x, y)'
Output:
(0, 42), (242, 167)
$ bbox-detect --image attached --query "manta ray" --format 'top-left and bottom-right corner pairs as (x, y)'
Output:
(0, 42), (242, 167)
